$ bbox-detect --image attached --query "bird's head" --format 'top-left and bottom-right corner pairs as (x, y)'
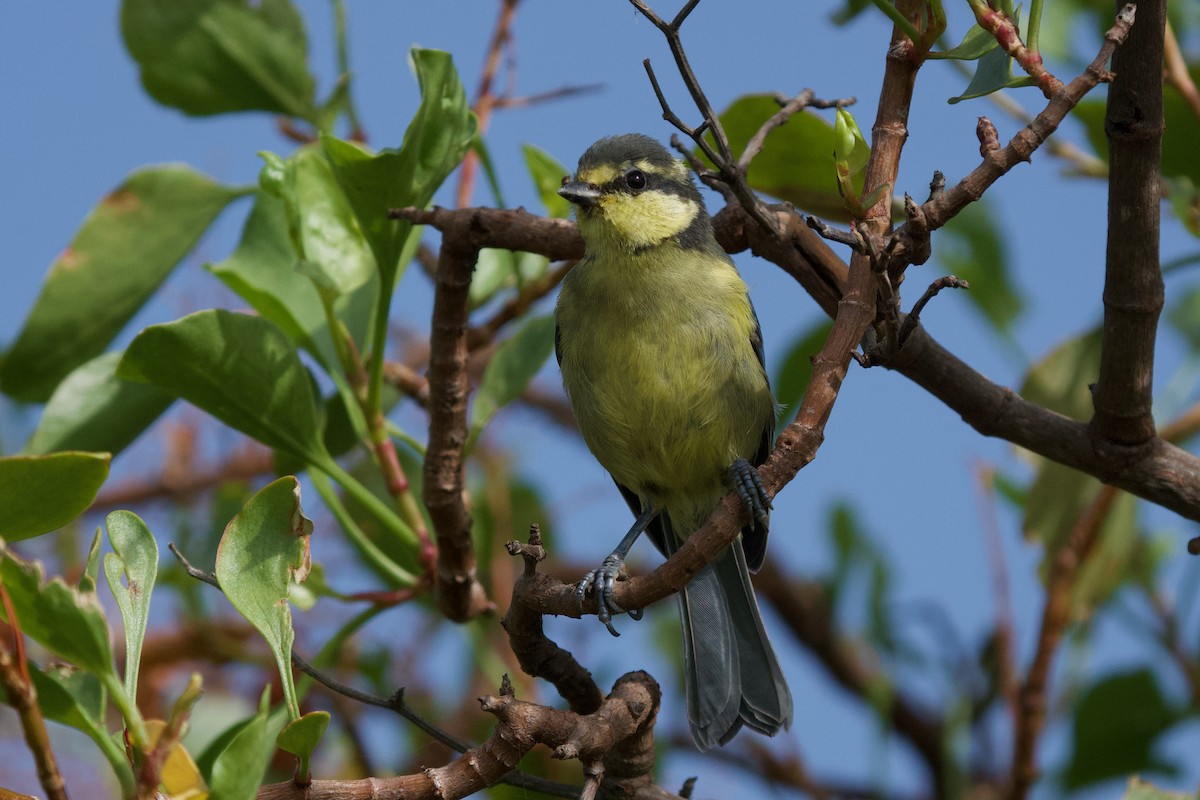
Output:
(559, 133), (709, 252)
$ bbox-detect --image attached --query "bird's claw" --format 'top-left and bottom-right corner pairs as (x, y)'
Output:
(574, 554), (638, 636)
(731, 458), (772, 526)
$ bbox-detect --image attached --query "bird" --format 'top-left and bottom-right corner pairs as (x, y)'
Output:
(553, 133), (793, 749)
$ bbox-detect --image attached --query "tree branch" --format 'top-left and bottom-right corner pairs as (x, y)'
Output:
(1091, 0), (1164, 446)
(421, 212), (495, 623)
(256, 673), (676, 800)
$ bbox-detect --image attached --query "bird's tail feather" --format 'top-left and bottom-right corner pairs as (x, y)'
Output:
(676, 534), (793, 749)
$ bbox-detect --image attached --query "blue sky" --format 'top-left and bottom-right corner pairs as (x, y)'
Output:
(3, 2), (1199, 798)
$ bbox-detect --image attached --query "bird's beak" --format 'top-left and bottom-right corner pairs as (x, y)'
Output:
(558, 180), (601, 209)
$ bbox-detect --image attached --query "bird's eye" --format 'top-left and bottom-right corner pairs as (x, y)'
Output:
(624, 169), (647, 191)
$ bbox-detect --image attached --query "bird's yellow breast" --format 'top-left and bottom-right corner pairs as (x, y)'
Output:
(556, 244), (773, 530)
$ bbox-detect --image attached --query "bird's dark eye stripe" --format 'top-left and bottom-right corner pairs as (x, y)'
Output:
(598, 171), (697, 199)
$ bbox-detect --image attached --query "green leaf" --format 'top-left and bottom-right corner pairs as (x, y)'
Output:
(25, 352), (174, 456)
(0, 663), (132, 793)
(1020, 327), (1102, 423)
(207, 687), (279, 800)
(825, 502), (898, 655)
(468, 314), (556, 445)
(522, 143), (572, 219)
(276, 710), (330, 780)
(948, 46), (1037, 104)
(260, 146), (376, 296)
(1165, 176), (1200, 237)
(121, 0), (315, 120)
(322, 48), (476, 285)
(80, 529), (103, 593)
(1075, 68), (1200, 184)
(773, 319), (833, 426)
(0, 166), (244, 402)
(0, 547), (118, 679)
(215, 477), (313, 720)
(118, 309), (331, 467)
(1167, 286), (1200, 351)
(468, 248), (550, 309)
(935, 200), (1024, 333)
(712, 94), (861, 220)
(103, 511), (159, 701)
(206, 190), (378, 372)
(930, 23), (998, 60)
(1063, 670), (1182, 789)
(0, 453), (111, 542)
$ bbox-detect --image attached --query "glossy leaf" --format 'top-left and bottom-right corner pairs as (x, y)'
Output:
(121, 0), (315, 120)
(322, 48), (476, 285)
(773, 318), (833, 425)
(713, 94), (860, 220)
(469, 314), (556, 444)
(935, 199), (1024, 333)
(0, 166), (243, 402)
(930, 23), (998, 60)
(522, 143), (572, 219)
(25, 352), (174, 457)
(215, 477), (313, 719)
(948, 46), (1036, 104)
(261, 146), (375, 296)
(1063, 670), (1182, 789)
(118, 309), (331, 467)
(206, 190), (377, 371)
(276, 710), (331, 780)
(0, 453), (111, 542)
(103, 511), (158, 700)
(207, 687), (278, 800)
(0, 548), (117, 679)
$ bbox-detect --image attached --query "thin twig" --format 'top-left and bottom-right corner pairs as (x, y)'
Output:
(0, 585), (68, 800)
(455, 0), (521, 208)
(898, 275), (970, 344)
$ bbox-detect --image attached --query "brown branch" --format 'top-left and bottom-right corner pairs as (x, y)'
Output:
(1010, 484), (1120, 799)
(1164, 21), (1200, 124)
(455, 0), (520, 208)
(396, 193), (1200, 526)
(750, 562), (950, 787)
(466, 260), (574, 350)
(502, 525), (605, 714)
(90, 439), (275, 511)
(968, 1), (1062, 97)
(0, 586), (68, 800)
(419, 212), (495, 623)
(910, 6), (1135, 237)
(256, 672), (674, 800)
(1091, 0), (1164, 446)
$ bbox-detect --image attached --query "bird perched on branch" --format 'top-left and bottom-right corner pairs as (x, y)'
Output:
(553, 133), (792, 749)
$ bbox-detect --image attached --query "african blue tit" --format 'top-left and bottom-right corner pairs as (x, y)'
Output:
(553, 133), (792, 749)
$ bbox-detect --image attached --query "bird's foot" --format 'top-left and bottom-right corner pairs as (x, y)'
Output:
(575, 554), (643, 637)
(731, 458), (772, 527)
